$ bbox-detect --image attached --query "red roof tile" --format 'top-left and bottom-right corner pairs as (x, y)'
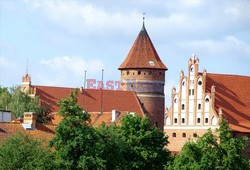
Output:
(205, 73), (250, 132)
(118, 22), (167, 70)
(33, 85), (144, 125)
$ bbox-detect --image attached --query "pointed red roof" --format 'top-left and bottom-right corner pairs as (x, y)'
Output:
(119, 22), (167, 70)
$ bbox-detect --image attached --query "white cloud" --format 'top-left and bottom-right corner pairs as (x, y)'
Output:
(40, 56), (104, 77)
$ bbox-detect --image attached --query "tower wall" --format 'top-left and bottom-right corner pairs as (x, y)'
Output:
(121, 69), (165, 130)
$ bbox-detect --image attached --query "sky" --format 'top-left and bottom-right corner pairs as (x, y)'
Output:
(0, 0), (250, 107)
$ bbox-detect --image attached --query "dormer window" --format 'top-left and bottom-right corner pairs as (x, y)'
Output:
(149, 61), (155, 66)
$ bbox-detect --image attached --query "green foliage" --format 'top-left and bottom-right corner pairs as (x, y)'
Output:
(0, 86), (52, 124)
(121, 114), (171, 169)
(0, 133), (56, 170)
(50, 89), (105, 169)
(169, 119), (250, 170)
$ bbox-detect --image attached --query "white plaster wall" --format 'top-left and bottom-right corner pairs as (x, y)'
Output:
(212, 116), (217, 125)
(166, 117), (170, 125)
(189, 113), (193, 125)
(204, 95), (210, 112)
(197, 78), (202, 99)
(174, 95), (178, 113)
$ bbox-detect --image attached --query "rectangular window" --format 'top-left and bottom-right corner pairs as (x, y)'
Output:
(192, 89), (194, 95)
(189, 89), (191, 95)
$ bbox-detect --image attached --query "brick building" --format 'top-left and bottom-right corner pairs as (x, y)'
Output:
(164, 54), (250, 155)
(1, 21), (250, 157)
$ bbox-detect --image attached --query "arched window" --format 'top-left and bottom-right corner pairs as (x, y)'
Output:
(127, 71), (129, 75)
(174, 118), (177, 124)
(172, 133), (176, 137)
(198, 104), (201, 110)
(182, 81), (185, 86)
(197, 118), (201, 123)
(205, 118), (209, 123)
(212, 116), (217, 125)
(174, 98), (177, 103)
(198, 80), (202, 85)
(182, 118), (185, 124)
(193, 133), (197, 137)
(182, 133), (186, 138)
(182, 104), (185, 110)
(166, 117), (170, 125)
(138, 71), (141, 75)
(205, 98), (209, 103)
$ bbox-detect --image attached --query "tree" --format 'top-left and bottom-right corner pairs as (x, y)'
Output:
(120, 114), (171, 169)
(0, 86), (52, 124)
(0, 133), (56, 170)
(170, 119), (250, 170)
(0, 86), (11, 110)
(50, 89), (106, 169)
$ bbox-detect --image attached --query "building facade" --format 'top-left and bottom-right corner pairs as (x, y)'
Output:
(164, 54), (250, 154)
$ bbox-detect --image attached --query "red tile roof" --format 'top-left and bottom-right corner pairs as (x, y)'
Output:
(205, 73), (250, 132)
(33, 85), (144, 125)
(118, 22), (167, 70)
(0, 122), (56, 142)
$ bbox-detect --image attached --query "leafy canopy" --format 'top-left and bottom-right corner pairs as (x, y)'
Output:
(169, 119), (250, 170)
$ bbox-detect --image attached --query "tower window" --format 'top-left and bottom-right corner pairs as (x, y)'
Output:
(174, 98), (177, 103)
(133, 72), (135, 75)
(172, 133), (176, 137)
(182, 81), (185, 86)
(182, 118), (185, 124)
(182, 133), (186, 138)
(174, 118), (177, 123)
(182, 104), (185, 110)
(197, 118), (201, 123)
(131, 84), (133, 88)
(205, 98), (209, 103)
(198, 104), (201, 110)
(193, 133), (197, 137)
(189, 89), (191, 95)
(127, 71), (129, 75)
(198, 81), (202, 85)
(205, 118), (208, 123)
(138, 71), (141, 75)
(144, 72), (146, 75)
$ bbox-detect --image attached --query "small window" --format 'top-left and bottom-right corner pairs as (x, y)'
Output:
(174, 98), (177, 103)
(174, 118), (177, 123)
(198, 81), (202, 85)
(155, 122), (158, 127)
(198, 104), (201, 110)
(197, 118), (201, 123)
(205, 98), (209, 103)
(192, 89), (194, 95)
(182, 133), (186, 138)
(233, 133), (236, 138)
(172, 133), (176, 137)
(138, 71), (141, 75)
(144, 72), (146, 75)
(133, 72), (135, 75)
(127, 71), (129, 75)
(182, 118), (185, 124)
(205, 118), (208, 123)
(193, 133), (197, 137)
(149, 71), (152, 75)
(182, 81), (185, 86)
(131, 84), (133, 88)
(189, 89), (191, 95)
(182, 104), (185, 110)
(191, 67), (193, 72)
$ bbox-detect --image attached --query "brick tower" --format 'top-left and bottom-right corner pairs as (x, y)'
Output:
(118, 20), (167, 130)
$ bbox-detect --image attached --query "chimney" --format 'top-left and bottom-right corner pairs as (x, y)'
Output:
(111, 110), (120, 122)
(22, 112), (36, 130)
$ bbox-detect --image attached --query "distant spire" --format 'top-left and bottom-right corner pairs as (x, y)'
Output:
(26, 59), (29, 75)
(141, 12), (146, 31)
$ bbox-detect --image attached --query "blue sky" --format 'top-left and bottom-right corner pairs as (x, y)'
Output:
(0, 0), (250, 107)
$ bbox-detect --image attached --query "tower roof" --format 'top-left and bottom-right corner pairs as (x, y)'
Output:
(119, 21), (167, 70)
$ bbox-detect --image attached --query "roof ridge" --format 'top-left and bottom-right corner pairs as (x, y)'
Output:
(201, 72), (250, 78)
